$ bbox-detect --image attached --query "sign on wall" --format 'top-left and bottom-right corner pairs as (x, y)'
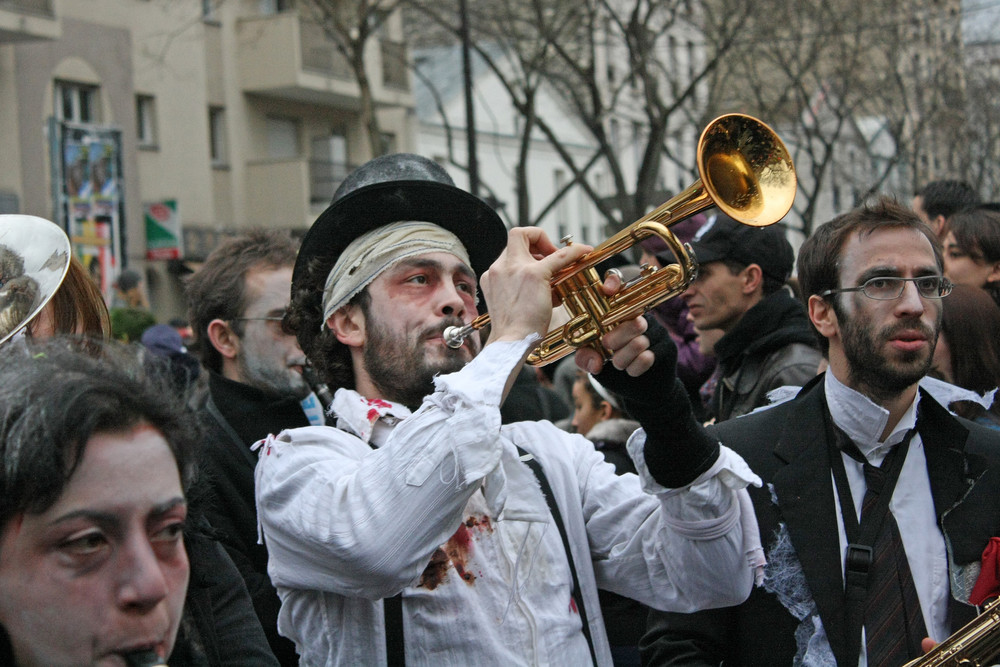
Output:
(144, 199), (182, 260)
(51, 120), (124, 302)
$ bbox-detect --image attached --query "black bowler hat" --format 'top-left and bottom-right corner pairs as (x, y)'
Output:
(689, 212), (794, 282)
(292, 154), (508, 296)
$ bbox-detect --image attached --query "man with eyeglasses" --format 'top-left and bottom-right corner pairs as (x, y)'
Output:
(186, 229), (313, 665)
(643, 197), (1000, 666)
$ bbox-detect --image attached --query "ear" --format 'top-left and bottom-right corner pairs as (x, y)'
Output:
(988, 261), (1000, 284)
(598, 401), (615, 421)
(742, 264), (765, 294)
(206, 319), (240, 360)
(807, 294), (838, 340)
(933, 215), (948, 237)
(327, 304), (365, 348)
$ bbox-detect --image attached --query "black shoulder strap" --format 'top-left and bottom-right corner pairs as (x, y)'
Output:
(384, 592), (405, 666)
(517, 446), (598, 666)
(204, 394), (259, 467)
(825, 407), (914, 667)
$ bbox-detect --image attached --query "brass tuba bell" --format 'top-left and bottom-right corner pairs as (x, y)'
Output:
(0, 215), (72, 346)
(443, 113), (797, 366)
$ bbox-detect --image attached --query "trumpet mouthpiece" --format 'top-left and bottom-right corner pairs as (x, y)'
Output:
(443, 325), (469, 349)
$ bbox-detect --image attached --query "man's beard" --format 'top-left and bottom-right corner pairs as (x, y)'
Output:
(839, 307), (939, 403)
(239, 352), (311, 400)
(363, 314), (475, 409)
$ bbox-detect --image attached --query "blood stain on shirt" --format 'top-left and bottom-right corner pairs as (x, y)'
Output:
(419, 548), (450, 589)
(417, 515), (494, 589)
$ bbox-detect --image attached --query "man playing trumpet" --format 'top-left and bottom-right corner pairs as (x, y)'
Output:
(253, 153), (764, 666)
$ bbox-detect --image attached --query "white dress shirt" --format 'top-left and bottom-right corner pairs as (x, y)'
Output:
(825, 371), (950, 664)
(254, 335), (763, 666)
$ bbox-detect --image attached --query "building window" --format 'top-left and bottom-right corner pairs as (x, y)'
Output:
(309, 130), (349, 204)
(55, 81), (99, 123)
(554, 168), (569, 233)
(259, 0), (293, 15)
(687, 40), (696, 84)
(136, 95), (157, 147)
(209, 107), (227, 166)
(578, 189), (591, 243)
(266, 116), (300, 159)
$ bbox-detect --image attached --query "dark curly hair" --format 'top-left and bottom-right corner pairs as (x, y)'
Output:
(0, 337), (199, 532)
(285, 253), (370, 391)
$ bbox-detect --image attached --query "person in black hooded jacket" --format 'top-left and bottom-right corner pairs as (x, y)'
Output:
(680, 213), (822, 422)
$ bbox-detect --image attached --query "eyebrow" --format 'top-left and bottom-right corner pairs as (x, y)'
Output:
(856, 264), (940, 284)
(49, 497), (188, 529)
(395, 256), (476, 282)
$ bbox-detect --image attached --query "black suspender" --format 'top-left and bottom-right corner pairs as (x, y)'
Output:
(381, 446), (598, 666)
(518, 447), (599, 667)
(383, 592), (405, 666)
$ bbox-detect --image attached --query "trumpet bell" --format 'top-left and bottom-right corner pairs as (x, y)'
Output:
(0, 215), (72, 345)
(699, 113), (796, 227)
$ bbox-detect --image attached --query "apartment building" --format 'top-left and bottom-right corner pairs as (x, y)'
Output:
(0, 0), (415, 317)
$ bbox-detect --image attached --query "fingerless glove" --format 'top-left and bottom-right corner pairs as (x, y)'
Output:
(595, 316), (719, 487)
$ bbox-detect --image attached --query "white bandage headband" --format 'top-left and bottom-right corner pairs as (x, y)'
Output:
(588, 374), (621, 411)
(320, 221), (472, 325)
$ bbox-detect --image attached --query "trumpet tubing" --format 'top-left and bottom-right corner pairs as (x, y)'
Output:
(443, 113), (796, 366)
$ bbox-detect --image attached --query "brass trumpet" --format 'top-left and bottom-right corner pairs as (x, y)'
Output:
(443, 113), (797, 366)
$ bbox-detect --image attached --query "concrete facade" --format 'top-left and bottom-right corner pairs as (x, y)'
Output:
(0, 0), (415, 319)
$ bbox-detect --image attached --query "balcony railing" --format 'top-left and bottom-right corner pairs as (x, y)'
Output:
(300, 18), (353, 80)
(309, 158), (355, 205)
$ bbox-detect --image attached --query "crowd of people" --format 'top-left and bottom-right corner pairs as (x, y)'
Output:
(0, 163), (997, 667)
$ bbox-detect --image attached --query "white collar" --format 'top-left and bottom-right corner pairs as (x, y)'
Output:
(330, 388), (412, 446)
(824, 371), (919, 461)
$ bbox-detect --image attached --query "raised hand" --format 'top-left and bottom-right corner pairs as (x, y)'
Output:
(480, 227), (592, 345)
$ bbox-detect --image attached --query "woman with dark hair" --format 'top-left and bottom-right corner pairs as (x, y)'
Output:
(943, 206), (1000, 308)
(0, 215), (278, 666)
(932, 284), (1000, 429)
(0, 338), (279, 666)
(0, 340), (196, 665)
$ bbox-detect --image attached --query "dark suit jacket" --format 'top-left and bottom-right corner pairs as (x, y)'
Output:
(198, 372), (311, 666)
(641, 376), (1000, 666)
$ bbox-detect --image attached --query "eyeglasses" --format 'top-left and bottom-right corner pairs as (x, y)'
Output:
(228, 314), (294, 336)
(819, 276), (953, 301)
